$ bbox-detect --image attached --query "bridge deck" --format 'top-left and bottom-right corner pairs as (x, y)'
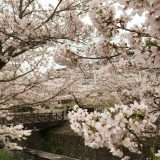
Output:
(0, 111), (66, 129)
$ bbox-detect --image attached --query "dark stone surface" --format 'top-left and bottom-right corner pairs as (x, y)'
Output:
(24, 128), (150, 160)
(12, 150), (46, 160)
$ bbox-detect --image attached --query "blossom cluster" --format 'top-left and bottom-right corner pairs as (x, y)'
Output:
(54, 0), (160, 69)
(0, 124), (31, 150)
(54, 42), (78, 67)
(68, 102), (157, 158)
(0, 105), (31, 150)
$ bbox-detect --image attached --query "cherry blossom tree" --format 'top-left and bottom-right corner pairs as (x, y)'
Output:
(53, 0), (160, 159)
(0, 0), (93, 106)
(0, 0), (160, 158)
(0, 0), (92, 149)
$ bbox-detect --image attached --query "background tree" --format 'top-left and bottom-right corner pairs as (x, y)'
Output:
(0, 0), (93, 107)
(0, 0), (92, 149)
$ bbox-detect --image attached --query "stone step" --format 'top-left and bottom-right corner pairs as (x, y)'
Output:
(24, 148), (78, 160)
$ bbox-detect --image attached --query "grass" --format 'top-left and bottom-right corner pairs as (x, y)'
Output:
(0, 149), (12, 160)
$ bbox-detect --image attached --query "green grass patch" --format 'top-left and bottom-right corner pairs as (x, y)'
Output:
(65, 101), (76, 107)
(0, 149), (12, 160)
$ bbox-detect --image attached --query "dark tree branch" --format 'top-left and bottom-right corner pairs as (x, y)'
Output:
(117, 24), (160, 39)
(20, 0), (34, 18)
(75, 53), (121, 60)
(36, 0), (63, 30)
(0, 69), (34, 82)
(126, 125), (143, 152)
(19, 0), (23, 19)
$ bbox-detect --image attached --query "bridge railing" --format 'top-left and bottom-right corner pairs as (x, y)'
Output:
(0, 111), (64, 126)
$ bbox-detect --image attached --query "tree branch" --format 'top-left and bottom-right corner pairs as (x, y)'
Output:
(0, 69), (34, 82)
(19, 0), (23, 19)
(36, 0), (63, 30)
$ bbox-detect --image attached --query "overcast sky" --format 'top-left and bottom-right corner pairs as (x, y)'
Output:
(38, 0), (58, 7)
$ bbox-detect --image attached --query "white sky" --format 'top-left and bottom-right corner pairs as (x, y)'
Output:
(38, 0), (58, 6)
